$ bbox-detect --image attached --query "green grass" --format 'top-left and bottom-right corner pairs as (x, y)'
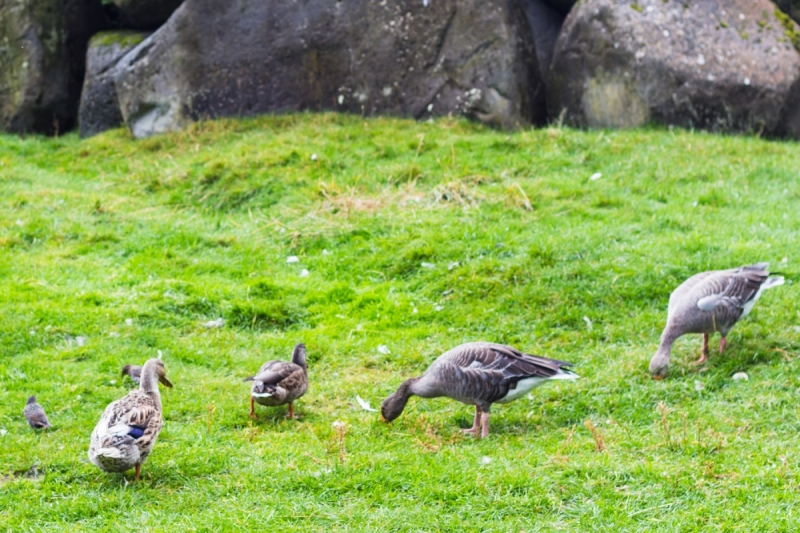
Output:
(1, 114), (799, 531)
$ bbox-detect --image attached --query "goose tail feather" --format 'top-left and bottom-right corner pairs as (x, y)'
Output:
(762, 276), (785, 290)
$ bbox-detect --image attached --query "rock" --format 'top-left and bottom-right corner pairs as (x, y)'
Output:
(0, 0), (105, 134)
(115, 0), (540, 138)
(110, 0), (184, 30)
(548, 0), (800, 137)
(520, 0), (566, 123)
(774, 1), (800, 26)
(79, 31), (147, 138)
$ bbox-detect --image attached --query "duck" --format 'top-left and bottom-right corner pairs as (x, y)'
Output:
(121, 364), (142, 385)
(88, 358), (173, 480)
(649, 262), (784, 379)
(244, 343), (308, 420)
(23, 396), (51, 430)
(380, 342), (578, 438)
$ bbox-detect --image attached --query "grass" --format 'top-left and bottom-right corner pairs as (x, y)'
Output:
(1, 113), (799, 531)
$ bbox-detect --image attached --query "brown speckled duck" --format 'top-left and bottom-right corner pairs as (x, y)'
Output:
(88, 358), (173, 480)
(380, 342), (578, 439)
(23, 396), (51, 430)
(245, 343), (308, 419)
(649, 262), (784, 379)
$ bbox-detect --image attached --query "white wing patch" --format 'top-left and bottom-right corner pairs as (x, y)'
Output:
(495, 373), (579, 404)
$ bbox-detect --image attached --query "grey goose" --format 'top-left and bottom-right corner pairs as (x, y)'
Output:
(649, 262), (784, 378)
(380, 342), (578, 438)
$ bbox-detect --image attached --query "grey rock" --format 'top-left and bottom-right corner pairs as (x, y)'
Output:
(0, 0), (105, 134)
(79, 31), (147, 138)
(115, 0), (540, 138)
(110, 0), (184, 30)
(548, 0), (800, 137)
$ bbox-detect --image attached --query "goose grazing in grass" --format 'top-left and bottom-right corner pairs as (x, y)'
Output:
(380, 342), (578, 439)
(244, 343), (308, 420)
(23, 396), (51, 430)
(120, 364), (142, 385)
(88, 358), (173, 480)
(649, 262), (784, 379)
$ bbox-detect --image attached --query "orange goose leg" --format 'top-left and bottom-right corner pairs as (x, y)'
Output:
(479, 411), (490, 439)
(462, 405), (481, 435)
(694, 333), (710, 365)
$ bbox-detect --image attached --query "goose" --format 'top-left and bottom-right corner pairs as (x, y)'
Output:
(649, 262), (784, 378)
(88, 358), (173, 480)
(23, 396), (51, 430)
(121, 364), (142, 384)
(244, 343), (308, 419)
(380, 342), (578, 438)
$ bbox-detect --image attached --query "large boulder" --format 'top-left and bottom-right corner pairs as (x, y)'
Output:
(109, 0), (184, 30)
(78, 31), (147, 138)
(0, 0), (105, 134)
(548, 0), (800, 136)
(114, 0), (542, 138)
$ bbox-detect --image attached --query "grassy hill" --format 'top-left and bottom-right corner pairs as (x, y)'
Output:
(1, 114), (798, 531)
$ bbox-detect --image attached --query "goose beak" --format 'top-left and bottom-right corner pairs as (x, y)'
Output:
(159, 375), (174, 388)
(380, 414), (387, 423)
(652, 375), (665, 381)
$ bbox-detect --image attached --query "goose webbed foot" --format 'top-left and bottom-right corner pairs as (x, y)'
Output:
(285, 403), (298, 419)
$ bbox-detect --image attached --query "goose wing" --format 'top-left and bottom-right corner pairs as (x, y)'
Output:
(694, 263), (770, 312)
(441, 343), (573, 404)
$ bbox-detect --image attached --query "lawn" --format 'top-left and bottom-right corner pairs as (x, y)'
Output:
(1, 114), (798, 532)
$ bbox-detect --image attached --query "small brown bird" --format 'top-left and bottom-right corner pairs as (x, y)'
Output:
(23, 396), (51, 430)
(244, 343), (309, 419)
(121, 364), (142, 384)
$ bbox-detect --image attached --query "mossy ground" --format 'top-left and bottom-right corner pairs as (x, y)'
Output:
(1, 114), (798, 531)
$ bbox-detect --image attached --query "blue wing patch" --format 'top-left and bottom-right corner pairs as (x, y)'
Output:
(127, 426), (146, 439)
